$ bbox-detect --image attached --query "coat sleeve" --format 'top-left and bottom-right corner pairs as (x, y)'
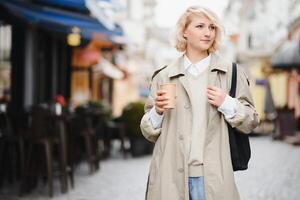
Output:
(225, 66), (260, 134)
(140, 75), (162, 143)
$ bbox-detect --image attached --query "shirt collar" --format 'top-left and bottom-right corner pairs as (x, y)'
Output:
(167, 53), (228, 79)
(183, 54), (212, 71)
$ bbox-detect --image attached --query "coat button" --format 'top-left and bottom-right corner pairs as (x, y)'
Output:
(178, 168), (184, 173)
(178, 134), (184, 140)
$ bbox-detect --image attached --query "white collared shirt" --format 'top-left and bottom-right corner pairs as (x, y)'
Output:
(183, 54), (211, 76)
(149, 54), (238, 129)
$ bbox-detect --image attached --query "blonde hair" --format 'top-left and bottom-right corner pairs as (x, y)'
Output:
(175, 6), (224, 53)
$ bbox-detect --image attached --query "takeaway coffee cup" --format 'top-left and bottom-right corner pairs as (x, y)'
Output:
(160, 83), (176, 109)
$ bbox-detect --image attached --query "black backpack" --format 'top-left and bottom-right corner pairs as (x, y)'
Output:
(228, 63), (251, 171)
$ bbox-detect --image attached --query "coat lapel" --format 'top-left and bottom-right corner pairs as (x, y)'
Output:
(167, 53), (229, 129)
(206, 54), (229, 133)
(168, 56), (193, 104)
(178, 75), (192, 104)
(206, 70), (219, 131)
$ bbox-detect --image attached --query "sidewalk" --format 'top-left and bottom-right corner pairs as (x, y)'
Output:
(1, 136), (300, 200)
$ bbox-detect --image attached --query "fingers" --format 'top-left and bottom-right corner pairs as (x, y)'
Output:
(207, 85), (218, 91)
(207, 86), (224, 96)
(207, 92), (217, 106)
(157, 90), (166, 96)
(207, 85), (225, 107)
(155, 90), (168, 114)
(155, 90), (167, 101)
(207, 85), (221, 93)
(156, 95), (169, 101)
(207, 89), (218, 96)
(155, 100), (168, 107)
(207, 98), (215, 105)
(155, 101), (168, 114)
(207, 93), (215, 100)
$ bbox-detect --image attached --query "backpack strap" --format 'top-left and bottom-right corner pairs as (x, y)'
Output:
(229, 63), (237, 98)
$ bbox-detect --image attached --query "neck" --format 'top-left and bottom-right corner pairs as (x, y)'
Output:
(185, 48), (209, 64)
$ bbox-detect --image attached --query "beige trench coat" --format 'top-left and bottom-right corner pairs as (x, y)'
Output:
(140, 53), (259, 200)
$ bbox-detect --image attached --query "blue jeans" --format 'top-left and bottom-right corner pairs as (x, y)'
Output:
(188, 177), (205, 200)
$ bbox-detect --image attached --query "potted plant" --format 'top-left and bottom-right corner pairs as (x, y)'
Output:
(120, 101), (153, 157)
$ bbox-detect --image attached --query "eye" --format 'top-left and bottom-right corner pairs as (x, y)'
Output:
(209, 25), (216, 30)
(195, 24), (204, 28)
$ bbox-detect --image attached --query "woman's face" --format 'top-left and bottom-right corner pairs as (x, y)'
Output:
(183, 14), (216, 53)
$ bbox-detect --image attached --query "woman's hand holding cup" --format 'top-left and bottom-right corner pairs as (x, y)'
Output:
(155, 90), (168, 115)
(155, 83), (176, 115)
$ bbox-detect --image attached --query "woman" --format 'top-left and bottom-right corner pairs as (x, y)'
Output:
(140, 6), (259, 200)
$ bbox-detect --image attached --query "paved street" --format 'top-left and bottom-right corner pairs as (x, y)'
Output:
(1, 135), (300, 200)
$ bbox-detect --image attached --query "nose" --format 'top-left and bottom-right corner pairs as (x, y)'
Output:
(204, 27), (211, 37)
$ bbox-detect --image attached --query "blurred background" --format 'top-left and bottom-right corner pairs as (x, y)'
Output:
(0, 0), (299, 199)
